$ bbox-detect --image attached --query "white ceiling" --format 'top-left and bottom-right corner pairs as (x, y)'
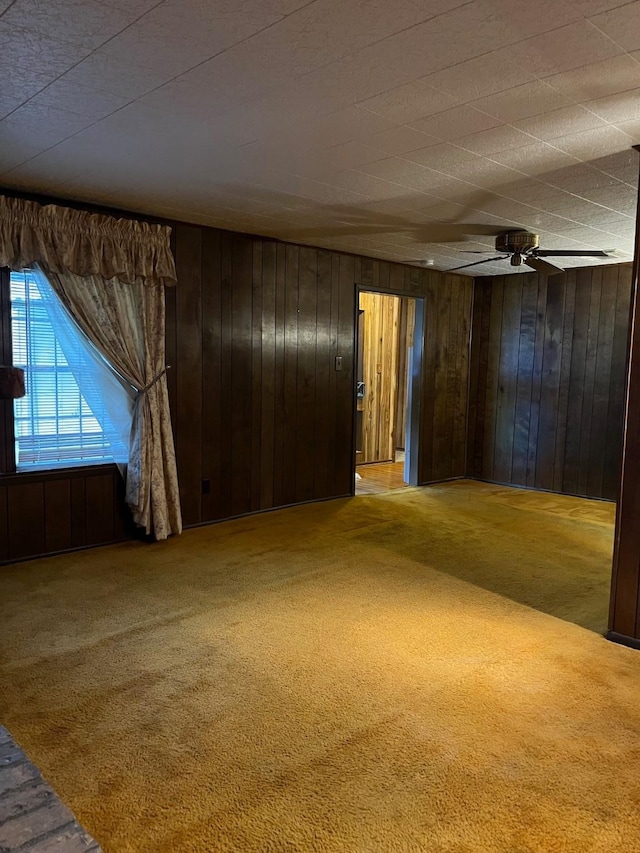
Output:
(1, 0), (639, 275)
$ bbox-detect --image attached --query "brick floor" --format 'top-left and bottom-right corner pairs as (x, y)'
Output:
(0, 726), (101, 852)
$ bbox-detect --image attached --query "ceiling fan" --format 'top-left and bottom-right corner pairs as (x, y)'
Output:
(448, 231), (614, 275)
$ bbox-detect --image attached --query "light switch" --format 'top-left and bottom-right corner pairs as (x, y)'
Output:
(335, 356), (343, 371)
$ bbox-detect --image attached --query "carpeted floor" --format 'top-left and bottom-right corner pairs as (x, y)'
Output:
(1, 480), (639, 853)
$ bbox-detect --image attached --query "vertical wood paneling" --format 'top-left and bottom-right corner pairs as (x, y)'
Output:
(201, 229), (222, 522)
(44, 479), (71, 553)
(295, 247), (318, 502)
(482, 278), (504, 480)
(174, 223), (203, 526)
(325, 252), (341, 501)
(494, 276), (522, 483)
(313, 250), (332, 500)
(113, 474), (130, 541)
(511, 276), (538, 485)
(358, 291), (402, 464)
(563, 271), (590, 495)
(552, 273), (576, 493)
(272, 242), (287, 509)
(468, 264), (632, 500)
(395, 298), (410, 449)
(416, 272), (472, 484)
(432, 277), (452, 481)
(526, 277), (548, 488)
(7, 482), (45, 560)
(70, 477), (86, 547)
(0, 468), (129, 564)
(164, 278), (178, 433)
(440, 277), (459, 480)
(260, 241), (277, 510)
(85, 474), (115, 544)
(230, 235), (253, 517)
(576, 268), (602, 497)
(0, 486), (7, 562)
(453, 282), (471, 476)
(467, 280), (491, 479)
(251, 241), (264, 513)
(535, 274), (565, 490)
(384, 296), (399, 455)
(219, 232), (234, 520)
(282, 244), (299, 506)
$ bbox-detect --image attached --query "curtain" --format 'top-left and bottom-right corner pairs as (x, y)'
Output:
(43, 269), (182, 540)
(31, 267), (134, 466)
(0, 195), (176, 286)
(0, 193), (182, 541)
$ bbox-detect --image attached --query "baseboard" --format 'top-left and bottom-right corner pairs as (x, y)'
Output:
(419, 476), (466, 486)
(467, 476), (616, 504)
(605, 631), (640, 651)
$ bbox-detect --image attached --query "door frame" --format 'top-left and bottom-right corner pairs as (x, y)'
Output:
(352, 283), (425, 491)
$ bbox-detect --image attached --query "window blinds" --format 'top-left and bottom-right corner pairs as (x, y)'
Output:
(10, 269), (132, 471)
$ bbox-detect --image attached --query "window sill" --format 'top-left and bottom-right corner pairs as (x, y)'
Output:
(0, 462), (120, 486)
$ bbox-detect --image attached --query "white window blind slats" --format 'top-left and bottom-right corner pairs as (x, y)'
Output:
(10, 269), (131, 471)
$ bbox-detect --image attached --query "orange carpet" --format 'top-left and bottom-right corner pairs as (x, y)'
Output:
(1, 481), (638, 853)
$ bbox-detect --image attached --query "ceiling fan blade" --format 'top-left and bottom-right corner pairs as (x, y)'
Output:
(288, 222), (513, 242)
(448, 256), (509, 272)
(533, 249), (612, 257)
(284, 224), (402, 239)
(525, 256), (563, 275)
(411, 223), (510, 243)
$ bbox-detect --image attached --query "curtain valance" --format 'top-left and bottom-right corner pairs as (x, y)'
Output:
(0, 195), (177, 287)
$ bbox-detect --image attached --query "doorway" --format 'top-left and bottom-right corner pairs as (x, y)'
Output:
(354, 290), (422, 496)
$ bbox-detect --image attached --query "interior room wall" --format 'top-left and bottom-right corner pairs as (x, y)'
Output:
(357, 291), (401, 465)
(467, 264), (633, 501)
(0, 197), (473, 562)
(168, 224), (473, 528)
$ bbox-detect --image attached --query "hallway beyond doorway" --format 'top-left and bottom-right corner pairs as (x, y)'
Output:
(355, 453), (409, 496)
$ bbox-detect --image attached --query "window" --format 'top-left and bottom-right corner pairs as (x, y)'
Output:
(8, 269), (131, 471)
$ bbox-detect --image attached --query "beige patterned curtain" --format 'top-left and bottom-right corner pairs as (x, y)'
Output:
(43, 270), (182, 540)
(0, 194), (182, 540)
(0, 195), (177, 286)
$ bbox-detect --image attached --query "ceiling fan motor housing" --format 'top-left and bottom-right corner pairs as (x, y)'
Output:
(495, 231), (540, 256)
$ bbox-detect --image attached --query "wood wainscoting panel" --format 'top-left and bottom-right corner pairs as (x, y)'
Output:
(0, 466), (131, 565)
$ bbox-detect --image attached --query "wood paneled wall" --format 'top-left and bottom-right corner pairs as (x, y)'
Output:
(168, 228), (357, 525)
(358, 291), (401, 464)
(0, 190), (473, 562)
(168, 227), (474, 527)
(468, 265), (633, 500)
(0, 466), (132, 563)
(421, 272), (473, 482)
